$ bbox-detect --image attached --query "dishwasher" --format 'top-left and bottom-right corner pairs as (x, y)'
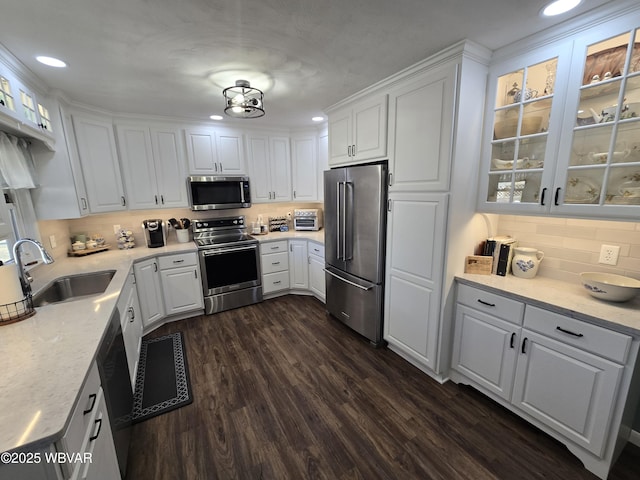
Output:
(97, 308), (133, 477)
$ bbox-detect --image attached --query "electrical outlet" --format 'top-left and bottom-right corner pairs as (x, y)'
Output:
(599, 244), (620, 265)
(113, 224), (121, 234)
(49, 235), (57, 249)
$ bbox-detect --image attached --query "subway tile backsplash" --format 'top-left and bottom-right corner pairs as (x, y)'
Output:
(496, 215), (640, 283)
(37, 202), (322, 260)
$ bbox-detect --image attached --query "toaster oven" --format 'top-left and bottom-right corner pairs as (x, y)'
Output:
(293, 209), (323, 231)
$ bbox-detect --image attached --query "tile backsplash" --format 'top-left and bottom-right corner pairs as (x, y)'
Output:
(495, 215), (640, 283)
(37, 202), (322, 260)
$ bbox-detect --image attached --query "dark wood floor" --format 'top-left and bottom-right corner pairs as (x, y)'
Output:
(126, 295), (640, 480)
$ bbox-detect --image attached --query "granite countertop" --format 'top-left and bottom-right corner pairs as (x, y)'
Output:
(456, 273), (640, 337)
(0, 232), (326, 455)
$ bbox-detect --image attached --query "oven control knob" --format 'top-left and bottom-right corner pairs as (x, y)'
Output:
(233, 220), (238, 224)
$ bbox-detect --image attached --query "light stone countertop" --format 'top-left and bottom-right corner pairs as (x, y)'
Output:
(0, 232), (325, 455)
(456, 273), (640, 337)
(252, 228), (324, 244)
(0, 242), (196, 455)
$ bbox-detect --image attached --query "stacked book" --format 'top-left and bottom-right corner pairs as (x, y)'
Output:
(483, 235), (518, 276)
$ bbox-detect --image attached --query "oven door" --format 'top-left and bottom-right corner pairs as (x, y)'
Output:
(199, 243), (261, 295)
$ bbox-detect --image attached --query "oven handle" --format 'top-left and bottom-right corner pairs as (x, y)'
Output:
(201, 245), (258, 255)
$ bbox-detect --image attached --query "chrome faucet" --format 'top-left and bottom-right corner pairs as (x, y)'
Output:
(12, 238), (55, 295)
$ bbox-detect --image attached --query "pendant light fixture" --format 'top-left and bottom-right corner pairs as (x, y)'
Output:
(223, 80), (265, 118)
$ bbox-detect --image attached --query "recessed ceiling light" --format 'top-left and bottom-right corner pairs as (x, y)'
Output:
(312, 116), (324, 122)
(209, 115), (223, 121)
(36, 56), (67, 68)
(541, 0), (582, 17)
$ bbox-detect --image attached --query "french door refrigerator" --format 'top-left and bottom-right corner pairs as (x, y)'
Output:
(324, 162), (388, 346)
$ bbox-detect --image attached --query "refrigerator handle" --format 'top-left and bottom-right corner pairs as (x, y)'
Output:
(336, 181), (342, 260)
(324, 268), (373, 291)
(344, 181), (353, 261)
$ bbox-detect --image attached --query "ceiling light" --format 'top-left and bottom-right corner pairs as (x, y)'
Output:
(541, 0), (581, 17)
(209, 115), (223, 121)
(36, 56), (67, 68)
(223, 80), (265, 119)
(312, 116), (324, 122)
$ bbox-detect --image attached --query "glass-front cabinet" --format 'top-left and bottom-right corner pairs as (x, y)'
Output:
(479, 15), (640, 220)
(556, 27), (640, 218)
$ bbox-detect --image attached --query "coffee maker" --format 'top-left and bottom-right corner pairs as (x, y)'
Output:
(142, 219), (166, 248)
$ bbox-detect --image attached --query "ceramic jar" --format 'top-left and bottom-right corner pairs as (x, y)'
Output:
(511, 247), (544, 279)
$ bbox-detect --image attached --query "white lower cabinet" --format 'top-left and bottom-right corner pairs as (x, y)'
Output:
(59, 363), (120, 480)
(451, 283), (639, 479)
(288, 240), (308, 290)
(383, 192), (448, 373)
(117, 269), (143, 387)
(133, 258), (165, 328)
(158, 253), (204, 315)
(260, 240), (290, 295)
(134, 253), (203, 330)
(308, 241), (325, 301)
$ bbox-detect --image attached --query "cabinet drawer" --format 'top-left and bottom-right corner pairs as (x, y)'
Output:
(158, 252), (198, 269)
(263, 271), (290, 294)
(457, 283), (524, 325)
(261, 251), (289, 274)
(61, 362), (100, 457)
(524, 305), (632, 364)
(261, 240), (288, 254)
(308, 241), (325, 258)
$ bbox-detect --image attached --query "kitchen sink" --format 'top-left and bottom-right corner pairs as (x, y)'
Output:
(32, 270), (116, 307)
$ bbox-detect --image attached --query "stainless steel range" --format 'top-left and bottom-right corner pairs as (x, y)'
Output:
(193, 215), (262, 314)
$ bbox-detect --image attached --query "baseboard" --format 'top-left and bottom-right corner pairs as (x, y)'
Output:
(630, 429), (640, 448)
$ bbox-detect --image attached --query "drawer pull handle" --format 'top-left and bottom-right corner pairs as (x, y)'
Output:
(556, 326), (584, 338)
(521, 337), (528, 354)
(173, 259), (185, 264)
(273, 280), (281, 284)
(272, 261), (280, 265)
(510, 332), (516, 349)
(89, 418), (102, 442)
(270, 246), (280, 250)
(83, 393), (97, 415)
(477, 299), (496, 307)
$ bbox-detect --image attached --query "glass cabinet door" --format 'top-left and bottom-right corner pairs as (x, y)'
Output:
(563, 29), (640, 207)
(486, 58), (557, 205)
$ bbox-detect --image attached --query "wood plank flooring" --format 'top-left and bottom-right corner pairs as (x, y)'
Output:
(126, 295), (640, 480)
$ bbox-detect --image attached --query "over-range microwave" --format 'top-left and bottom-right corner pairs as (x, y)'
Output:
(187, 176), (251, 210)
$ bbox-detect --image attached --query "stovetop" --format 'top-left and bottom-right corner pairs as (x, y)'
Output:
(195, 232), (257, 248)
(193, 215), (257, 248)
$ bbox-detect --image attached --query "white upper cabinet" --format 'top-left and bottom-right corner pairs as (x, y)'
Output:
(327, 94), (387, 166)
(184, 126), (246, 175)
(317, 130), (328, 202)
(216, 128), (246, 174)
(291, 134), (318, 201)
(0, 64), (55, 147)
(246, 133), (291, 203)
(388, 63), (457, 192)
(478, 15), (640, 220)
(72, 113), (127, 213)
(116, 122), (188, 209)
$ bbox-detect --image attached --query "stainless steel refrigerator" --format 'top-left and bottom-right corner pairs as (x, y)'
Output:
(324, 162), (388, 346)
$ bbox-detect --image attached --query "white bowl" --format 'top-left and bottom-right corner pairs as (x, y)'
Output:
(580, 272), (640, 302)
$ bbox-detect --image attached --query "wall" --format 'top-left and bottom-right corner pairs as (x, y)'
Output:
(37, 202), (322, 261)
(495, 215), (640, 283)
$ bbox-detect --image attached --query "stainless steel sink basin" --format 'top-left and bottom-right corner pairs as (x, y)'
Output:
(32, 270), (116, 306)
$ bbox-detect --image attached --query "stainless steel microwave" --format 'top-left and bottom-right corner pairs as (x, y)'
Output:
(187, 176), (251, 210)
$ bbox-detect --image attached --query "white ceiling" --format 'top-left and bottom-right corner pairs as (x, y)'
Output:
(0, 0), (616, 128)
